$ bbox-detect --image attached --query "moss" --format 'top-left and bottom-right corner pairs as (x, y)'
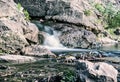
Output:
(17, 3), (30, 21)
(83, 10), (92, 16)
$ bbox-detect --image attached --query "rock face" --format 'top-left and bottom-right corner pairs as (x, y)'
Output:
(76, 60), (118, 82)
(0, 55), (38, 64)
(15, 0), (114, 48)
(0, 0), (41, 53)
(0, 31), (28, 53)
(14, 0), (105, 31)
(22, 45), (56, 58)
(51, 23), (97, 48)
(14, 0), (118, 31)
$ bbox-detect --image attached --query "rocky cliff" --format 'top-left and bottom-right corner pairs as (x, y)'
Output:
(14, 0), (120, 48)
(0, 0), (53, 56)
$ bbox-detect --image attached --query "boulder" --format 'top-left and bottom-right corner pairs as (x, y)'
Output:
(0, 0), (41, 53)
(22, 45), (56, 58)
(76, 60), (118, 82)
(0, 55), (38, 64)
(52, 23), (97, 48)
(0, 31), (28, 54)
(98, 37), (118, 44)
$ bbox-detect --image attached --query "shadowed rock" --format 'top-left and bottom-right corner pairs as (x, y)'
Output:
(76, 60), (118, 82)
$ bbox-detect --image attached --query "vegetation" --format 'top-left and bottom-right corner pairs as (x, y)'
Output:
(84, 10), (92, 16)
(61, 70), (76, 82)
(0, 50), (3, 53)
(23, 10), (31, 21)
(17, 3), (30, 21)
(95, 3), (105, 13)
(94, 2), (120, 29)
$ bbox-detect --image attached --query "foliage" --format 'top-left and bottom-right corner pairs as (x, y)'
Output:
(95, 3), (105, 13)
(23, 10), (31, 21)
(17, 3), (30, 21)
(84, 10), (92, 16)
(61, 70), (76, 82)
(17, 3), (22, 11)
(106, 28), (115, 35)
(0, 50), (3, 53)
(94, 2), (120, 29)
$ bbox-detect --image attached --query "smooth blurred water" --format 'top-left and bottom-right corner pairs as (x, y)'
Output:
(33, 21), (120, 56)
(100, 44), (120, 56)
(101, 44), (120, 51)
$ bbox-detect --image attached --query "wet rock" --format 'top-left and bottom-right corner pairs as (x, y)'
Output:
(0, 65), (8, 70)
(53, 24), (97, 48)
(76, 60), (118, 82)
(0, 55), (38, 64)
(22, 45), (56, 58)
(114, 28), (120, 35)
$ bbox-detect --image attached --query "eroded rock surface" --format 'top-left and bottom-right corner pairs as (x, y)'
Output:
(51, 23), (97, 48)
(0, 0), (44, 54)
(22, 45), (56, 58)
(76, 60), (118, 82)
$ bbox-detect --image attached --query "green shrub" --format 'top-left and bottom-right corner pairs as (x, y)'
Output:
(17, 3), (30, 21)
(17, 3), (22, 11)
(84, 10), (92, 16)
(95, 3), (105, 13)
(61, 70), (75, 82)
(94, 2), (120, 29)
(0, 50), (2, 53)
(23, 10), (31, 21)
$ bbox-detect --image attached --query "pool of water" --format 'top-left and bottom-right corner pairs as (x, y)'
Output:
(101, 44), (120, 51)
(100, 44), (120, 56)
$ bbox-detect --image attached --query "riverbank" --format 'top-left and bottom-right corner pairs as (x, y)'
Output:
(0, 53), (119, 82)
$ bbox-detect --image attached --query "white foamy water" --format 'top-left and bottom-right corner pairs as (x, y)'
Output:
(43, 26), (65, 48)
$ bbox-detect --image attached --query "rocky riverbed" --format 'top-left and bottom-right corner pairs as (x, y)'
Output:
(0, 0), (120, 82)
(0, 52), (119, 82)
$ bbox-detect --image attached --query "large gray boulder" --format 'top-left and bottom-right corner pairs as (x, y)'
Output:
(0, 55), (38, 64)
(0, 0), (40, 53)
(76, 60), (118, 82)
(22, 45), (56, 58)
(0, 31), (28, 53)
(51, 23), (97, 48)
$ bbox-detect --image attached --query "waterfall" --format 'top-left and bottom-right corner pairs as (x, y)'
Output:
(32, 21), (65, 48)
(33, 21), (120, 56)
(43, 26), (65, 48)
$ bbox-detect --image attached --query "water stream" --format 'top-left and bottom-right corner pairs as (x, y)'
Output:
(33, 21), (120, 56)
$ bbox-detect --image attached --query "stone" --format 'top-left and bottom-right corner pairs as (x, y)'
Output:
(0, 0), (41, 53)
(22, 45), (56, 58)
(0, 55), (38, 64)
(114, 28), (120, 35)
(98, 37), (118, 44)
(0, 31), (28, 54)
(76, 60), (118, 82)
(14, 0), (105, 31)
(51, 23), (97, 48)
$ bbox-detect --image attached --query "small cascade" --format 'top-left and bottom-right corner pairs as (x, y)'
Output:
(43, 26), (65, 48)
(33, 21), (120, 56)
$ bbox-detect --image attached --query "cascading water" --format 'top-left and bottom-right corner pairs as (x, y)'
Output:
(33, 21), (120, 56)
(32, 21), (65, 48)
(43, 26), (65, 48)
